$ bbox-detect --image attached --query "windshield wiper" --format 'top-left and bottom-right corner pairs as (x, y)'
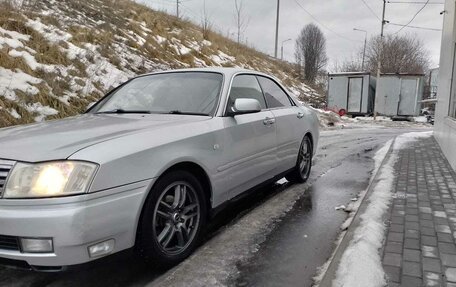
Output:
(96, 109), (151, 114)
(167, 110), (210, 116)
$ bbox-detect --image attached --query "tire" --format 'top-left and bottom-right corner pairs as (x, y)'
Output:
(285, 135), (313, 183)
(137, 170), (207, 267)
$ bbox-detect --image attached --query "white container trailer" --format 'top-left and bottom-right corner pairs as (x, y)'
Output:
(376, 73), (424, 118)
(327, 72), (376, 116)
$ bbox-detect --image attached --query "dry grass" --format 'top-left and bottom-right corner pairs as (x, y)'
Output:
(0, 0), (321, 127)
(0, 48), (34, 74)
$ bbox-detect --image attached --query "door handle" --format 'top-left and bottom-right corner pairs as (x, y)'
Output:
(297, 112), (304, 119)
(263, 117), (275, 125)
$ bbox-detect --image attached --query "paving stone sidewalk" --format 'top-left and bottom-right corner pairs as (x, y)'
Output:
(382, 136), (456, 287)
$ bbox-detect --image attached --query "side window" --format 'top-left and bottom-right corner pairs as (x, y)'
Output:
(257, 76), (293, 108)
(226, 75), (267, 113)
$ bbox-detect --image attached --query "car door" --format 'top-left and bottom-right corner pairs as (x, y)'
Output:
(257, 76), (303, 174)
(218, 74), (277, 200)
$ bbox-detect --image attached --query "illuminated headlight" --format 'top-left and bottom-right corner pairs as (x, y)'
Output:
(3, 161), (97, 198)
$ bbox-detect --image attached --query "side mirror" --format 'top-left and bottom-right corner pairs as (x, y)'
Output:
(229, 98), (262, 116)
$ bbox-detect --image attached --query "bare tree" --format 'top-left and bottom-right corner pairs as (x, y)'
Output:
(201, 0), (212, 40)
(331, 54), (364, 73)
(295, 24), (328, 84)
(365, 34), (429, 74)
(233, 0), (249, 44)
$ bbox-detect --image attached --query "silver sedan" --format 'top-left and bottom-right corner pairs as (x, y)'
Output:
(0, 68), (319, 270)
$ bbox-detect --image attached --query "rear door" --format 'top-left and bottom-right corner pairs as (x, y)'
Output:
(347, 77), (363, 113)
(398, 78), (418, 116)
(219, 75), (277, 200)
(257, 76), (303, 174)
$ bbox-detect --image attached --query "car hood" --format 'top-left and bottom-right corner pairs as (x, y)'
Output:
(0, 114), (209, 162)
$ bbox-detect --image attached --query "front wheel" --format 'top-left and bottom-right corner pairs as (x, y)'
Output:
(285, 136), (313, 183)
(137, 170), (207, 267)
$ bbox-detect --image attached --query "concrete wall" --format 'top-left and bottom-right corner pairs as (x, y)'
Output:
(435, 0), (456, 171)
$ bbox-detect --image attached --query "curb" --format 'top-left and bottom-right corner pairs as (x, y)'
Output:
(317, 138), (396, 287)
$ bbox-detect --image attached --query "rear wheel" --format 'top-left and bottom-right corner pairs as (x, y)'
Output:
(137, 170), (207, 267)
(285, 136), (313, 183)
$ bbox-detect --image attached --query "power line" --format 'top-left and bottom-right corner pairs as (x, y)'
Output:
(360, 0), (381, 20)
(389, 22), (442, 31)
(393, 0), (430, 34)
(293, 0), (362, 43)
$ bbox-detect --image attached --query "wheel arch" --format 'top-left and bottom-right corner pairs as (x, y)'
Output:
(134, 161), (213, 247)
(161, 161), (213, 210)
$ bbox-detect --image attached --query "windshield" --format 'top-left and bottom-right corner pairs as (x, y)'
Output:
(92, 72), (223, 116)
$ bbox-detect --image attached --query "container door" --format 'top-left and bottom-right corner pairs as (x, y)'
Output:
(398, 78), (418, 116)
(347, 77), (363, 113)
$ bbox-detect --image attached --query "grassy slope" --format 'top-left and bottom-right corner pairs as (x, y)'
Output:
(0, 0), (323, 127)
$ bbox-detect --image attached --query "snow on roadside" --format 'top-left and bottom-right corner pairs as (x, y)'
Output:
(332, 131), (433, 287)
(312, 139), (393, 286)
(393, 131), (433, 149)
(413, 116), (428, 123)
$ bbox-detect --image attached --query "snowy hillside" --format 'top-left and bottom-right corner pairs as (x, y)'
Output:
(0, 0), (322, 127)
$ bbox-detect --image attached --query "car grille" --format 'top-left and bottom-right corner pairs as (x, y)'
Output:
(0, 235), (20, 251)
(0, 159), (14, 198)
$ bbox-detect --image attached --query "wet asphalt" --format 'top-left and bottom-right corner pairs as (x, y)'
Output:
(0, 126), (430, 287)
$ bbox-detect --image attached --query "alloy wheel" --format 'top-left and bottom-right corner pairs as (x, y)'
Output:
(299, 138), (312, 178)
(152, 182), (200, 255)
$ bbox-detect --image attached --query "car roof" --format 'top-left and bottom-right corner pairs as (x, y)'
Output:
(144, 67), (272, 78)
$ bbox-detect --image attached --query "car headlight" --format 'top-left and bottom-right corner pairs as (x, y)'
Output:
(3, 161), (97, 198)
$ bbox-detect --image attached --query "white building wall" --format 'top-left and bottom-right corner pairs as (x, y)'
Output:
(435, 0), (456, 171)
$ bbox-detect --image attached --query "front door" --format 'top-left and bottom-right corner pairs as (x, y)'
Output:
(398, 78), (418, 116)
(218, 75), (277, 200)
(347, 77), (363, 113)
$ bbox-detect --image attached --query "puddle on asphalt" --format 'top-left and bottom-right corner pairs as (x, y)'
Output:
(230, 153), (375, 287)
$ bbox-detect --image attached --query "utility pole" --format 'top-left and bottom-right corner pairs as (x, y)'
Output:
(281, 38), (292, 60)
(353, 28), (367, 71)
(274, 0), (280, 58)
(176, 0), (180, 18)
(374, 0), (387, 120)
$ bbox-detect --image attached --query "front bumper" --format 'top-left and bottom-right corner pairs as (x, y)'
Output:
(0, 179), (153, 268)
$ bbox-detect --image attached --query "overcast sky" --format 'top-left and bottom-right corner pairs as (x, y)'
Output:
(142, 0), (444, 71)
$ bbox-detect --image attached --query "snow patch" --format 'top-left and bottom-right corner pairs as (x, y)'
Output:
(25, 102), (58, 122)
(8, 49), (55, 72)
(0, 27), (29, 49)
(422, 246), (438, 258)
(413, 116), (428, 123)
(0, 67), (41, 100)
(393, 131), (433, 150)
(355, 116), (392, 122)
(210, 51), (236, 65)
(154, 35), (167, 44)
(26, 18), (72, 43)
(332, 131), (433, 287)
(8, 108), (21, 119)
